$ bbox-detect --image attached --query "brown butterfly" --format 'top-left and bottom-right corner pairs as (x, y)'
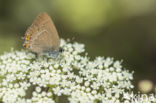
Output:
(23, 12), (63, 58)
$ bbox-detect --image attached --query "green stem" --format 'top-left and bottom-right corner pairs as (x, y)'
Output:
(55, 96), (59, 103)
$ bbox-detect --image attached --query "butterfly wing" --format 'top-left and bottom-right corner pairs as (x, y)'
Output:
(24, 12), (60, 55)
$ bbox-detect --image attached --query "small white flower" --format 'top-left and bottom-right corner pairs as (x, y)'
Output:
(36, 87), (41, 93)
(84, 81), (90, 87)
(14, 83), (19, 88)
(47, 92), (52, 97)
(53, 87), (62, 96)
(73, 42), (85, 53)
(76, 76), (83, 84)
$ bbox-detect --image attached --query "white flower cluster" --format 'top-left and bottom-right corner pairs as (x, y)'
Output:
(0, 39), (155, 103)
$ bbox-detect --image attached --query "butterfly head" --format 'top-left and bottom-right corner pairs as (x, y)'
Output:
(44, 47), (63, 58)
(59, 47), (64, 53)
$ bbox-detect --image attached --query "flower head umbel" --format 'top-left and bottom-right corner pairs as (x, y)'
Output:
(0, 39), (155, 103)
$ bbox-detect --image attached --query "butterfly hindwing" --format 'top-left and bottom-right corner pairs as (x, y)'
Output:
(24, 12), (60, 56)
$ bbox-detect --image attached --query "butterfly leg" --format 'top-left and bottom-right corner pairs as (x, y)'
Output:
(34, 52), (41, 58)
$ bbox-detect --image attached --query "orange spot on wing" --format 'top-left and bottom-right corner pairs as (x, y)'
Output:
(25, 43), (30, 48)
(26, 34), (31, 41)
(24, 34), (32, 48)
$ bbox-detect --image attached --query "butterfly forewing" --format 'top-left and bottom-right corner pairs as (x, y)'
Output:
(24, 12), (60, 55)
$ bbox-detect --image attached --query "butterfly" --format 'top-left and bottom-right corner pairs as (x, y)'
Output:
(23, 12), (63, 58)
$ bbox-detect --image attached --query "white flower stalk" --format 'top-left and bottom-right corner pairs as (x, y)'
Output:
(0, 39), (155, 103)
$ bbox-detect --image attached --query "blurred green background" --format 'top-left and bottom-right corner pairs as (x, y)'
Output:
(0, 0), (156, 93)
